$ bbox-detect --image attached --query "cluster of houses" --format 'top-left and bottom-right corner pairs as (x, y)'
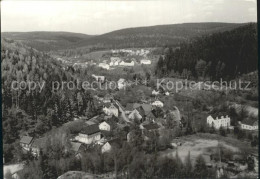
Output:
(111, 48), (150, 56)
(98, 56), (152, 70)
(18, 89), (259, 179)
(19, 92), (168, 158)
(207, 114), (258, 131)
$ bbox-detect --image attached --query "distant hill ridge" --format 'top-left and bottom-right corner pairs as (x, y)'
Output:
(2, 22), (249, 51)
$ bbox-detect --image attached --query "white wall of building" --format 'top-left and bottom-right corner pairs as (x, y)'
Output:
(207, 115), (230, 129)
(75, 133), (101, 144)
(99, 122), (111, 131)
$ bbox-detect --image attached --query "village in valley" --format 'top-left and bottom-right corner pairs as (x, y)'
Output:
(9, 46), (258, 179)
(2, 1), (258, 179)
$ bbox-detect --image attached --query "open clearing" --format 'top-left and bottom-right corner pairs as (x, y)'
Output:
(4, 163), (24, 175)
(160, 134), (242, 165)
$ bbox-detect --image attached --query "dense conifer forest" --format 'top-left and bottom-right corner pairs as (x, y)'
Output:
(155, 23), (257, 80)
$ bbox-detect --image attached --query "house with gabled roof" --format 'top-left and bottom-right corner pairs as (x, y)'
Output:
(140, 59), (151, 65)
(31, 138), (45, 157)
(103, 94), (113, 103)
(70, 141), (85, 159)
(141, 104), (153, 116)
(118, 78), (127, 89)
(128, 109), (143, 121)
(207, 114), (230, 129)
(101, 138), (121, 153)
(128, 106), (146, 121)
(125, 103), (153, 116)
(92, 74), (105, 83)
(103, 103), (118, 117)
(98, 63), (110, 70)
(20, 136), (34, 151)
(99, 119), (117, 131)
(152, 100), (164, 107)
(239, 118), (258, 130)
(146, 111), (156, 121)
(75, 124), (101, 144)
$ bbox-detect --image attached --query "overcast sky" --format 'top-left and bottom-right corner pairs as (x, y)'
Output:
(1, 0), (257, 35)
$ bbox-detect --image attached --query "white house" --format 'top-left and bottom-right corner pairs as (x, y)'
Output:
(75, 124), (101, 144)
(152, 90), (160, 96)
(101, 141), (112, 153)
(207, 115), (231, 129)
(239, 119), (258, 131)
(99, 121), (111, 131)
(103, 104), (119, 117)
(118, 78), (127, 90)
(152, 101), (164, 107)
(98, 63), (110, 70)
(128, 107), (144, 121)
(110, 61), (119, 66)
(111, 49), (119, 53)
(92, 74), (105, 82)
(119, 61), (134, 66)
(110, 57), (121, 66)
(103, 94), (113, 103)
(140, 59), (151, 65)
(101, 138), (121, 153)
(165, 91), (170, 96)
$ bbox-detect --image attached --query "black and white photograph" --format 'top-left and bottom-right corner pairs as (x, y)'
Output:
(1, 0), (258, 178)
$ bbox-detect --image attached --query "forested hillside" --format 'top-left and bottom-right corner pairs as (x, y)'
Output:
(74, 22), (245, 49)
(155, 23), (257, 80)
(1, 38), (100, 162)
(1, 31), (93, 51)
(2, 23), (245, 52)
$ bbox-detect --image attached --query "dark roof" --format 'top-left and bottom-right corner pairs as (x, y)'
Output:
(136, 106), (146, 117)
(86, 121), (96, 126)
(80, 124), (100, 135)
(103, 103), (111, 108)
(127, 103), (152, 115)
(141, 104), (153, 115)
(133, 103), (141, 109)
(71, 142), (83, 152)
(142, 123), (159, 130)
(211, 113), (228, 119)
(20, 136), (33, 145)
(241, 118), (258, 126)
(146, 111), (156, 119)
(109, 104), (117, 109)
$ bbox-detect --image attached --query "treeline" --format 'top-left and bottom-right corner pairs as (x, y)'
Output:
(1, 38), (101, 162)
(155, 23), (257, 80)
(74, 23), (243, 49)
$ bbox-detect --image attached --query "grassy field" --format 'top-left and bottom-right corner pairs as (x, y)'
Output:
(160, 133), (257, 165)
